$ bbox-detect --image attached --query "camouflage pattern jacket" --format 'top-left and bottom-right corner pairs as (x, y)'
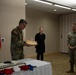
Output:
(68, 31), (76, 47)
(10, 26), (25, 60)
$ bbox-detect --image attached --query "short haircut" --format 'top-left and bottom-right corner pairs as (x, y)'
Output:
(19, 19), (27, 24)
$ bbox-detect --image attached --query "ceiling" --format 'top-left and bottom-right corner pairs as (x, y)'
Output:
(26, 0), (76, 14)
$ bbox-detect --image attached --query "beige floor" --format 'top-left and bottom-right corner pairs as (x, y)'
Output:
(44, 53), (76, 75)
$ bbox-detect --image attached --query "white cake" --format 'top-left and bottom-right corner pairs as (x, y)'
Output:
(26, 40), (37, 46)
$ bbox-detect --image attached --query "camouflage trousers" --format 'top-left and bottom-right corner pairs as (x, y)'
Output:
(11, 49), (24, 60)
(68, 49), (76, 66)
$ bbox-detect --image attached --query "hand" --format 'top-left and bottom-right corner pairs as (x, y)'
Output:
(69, 46), (75, 50)
(25, 43), (33, 47)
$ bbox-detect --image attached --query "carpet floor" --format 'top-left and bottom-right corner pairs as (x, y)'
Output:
(44, 53), (76, 75)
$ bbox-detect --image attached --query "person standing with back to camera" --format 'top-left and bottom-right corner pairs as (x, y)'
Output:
(35, 27), (46, 61)
(66, 23), (76, 73)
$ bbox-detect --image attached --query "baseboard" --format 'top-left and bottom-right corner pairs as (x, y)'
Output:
(60, 52), (68, 54)
(25, 52), (60, 58)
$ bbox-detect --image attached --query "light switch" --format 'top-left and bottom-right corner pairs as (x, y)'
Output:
(1, 38), (5, 42)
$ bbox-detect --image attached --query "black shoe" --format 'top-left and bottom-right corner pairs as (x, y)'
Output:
(66, 70), (74, 73)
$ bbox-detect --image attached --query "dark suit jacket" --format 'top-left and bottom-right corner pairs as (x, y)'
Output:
(35, 33), (45, 53)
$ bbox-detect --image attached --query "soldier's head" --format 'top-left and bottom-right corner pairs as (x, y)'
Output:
(18, 19), (27, 30)
(72, 23), (76, 32)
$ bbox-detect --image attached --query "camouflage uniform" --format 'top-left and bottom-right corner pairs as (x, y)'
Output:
(67, 31), (76, 71)
(11, 26), (25, 60)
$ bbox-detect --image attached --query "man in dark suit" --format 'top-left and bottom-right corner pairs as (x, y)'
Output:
(35, 27), (46, 61)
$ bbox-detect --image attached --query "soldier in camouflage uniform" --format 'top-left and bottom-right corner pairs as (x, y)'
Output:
(10, 19), (28, 60)
(66, 23), (76, 73)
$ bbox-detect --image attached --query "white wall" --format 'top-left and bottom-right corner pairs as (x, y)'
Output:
(0, 0), (26, 62)
(25, 7), (60, 57)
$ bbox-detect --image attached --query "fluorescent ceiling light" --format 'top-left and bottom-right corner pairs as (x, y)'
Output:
(72, 9), (76, 11)
(46, 0), (76, 6)
(34, 0), (76, 11)
(34, 0), (52, 5)
(54, 4), (71, 9)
